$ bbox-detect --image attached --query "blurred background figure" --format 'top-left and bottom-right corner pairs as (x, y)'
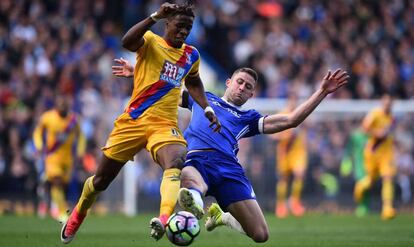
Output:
(353, 94), (396, 220)
(33, 94), (85, 222)
(272, 95), (308, 218)
(340, 124), (368, 216)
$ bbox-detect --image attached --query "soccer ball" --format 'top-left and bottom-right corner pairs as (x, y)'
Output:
(166, 211), (200, 246)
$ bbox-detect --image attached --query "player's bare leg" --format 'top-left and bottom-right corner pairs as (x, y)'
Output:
(179, 166), (208, 219)
(207, 199), (268, 243)
(150, 144), (187, 241)
(61, 155), (124, 244)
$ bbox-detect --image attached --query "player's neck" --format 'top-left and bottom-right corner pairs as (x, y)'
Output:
(163, 37), (183, 49)
(221, 96), (241, 109)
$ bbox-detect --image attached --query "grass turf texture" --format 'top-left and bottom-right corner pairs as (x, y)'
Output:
(1, 214), (413, 247)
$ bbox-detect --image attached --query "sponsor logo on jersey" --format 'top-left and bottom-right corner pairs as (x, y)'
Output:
(160, 61), (185, 87)
(210, 100), (241, 118)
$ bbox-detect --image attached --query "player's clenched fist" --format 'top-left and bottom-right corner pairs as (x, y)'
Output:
(152, 3), (180, 20)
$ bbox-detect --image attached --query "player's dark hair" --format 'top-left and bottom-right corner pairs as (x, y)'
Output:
(232, 67), (258, 83)
(173, 1), (195, 18)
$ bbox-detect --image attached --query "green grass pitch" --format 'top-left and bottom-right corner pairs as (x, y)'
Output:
(1, 214), (413, 247)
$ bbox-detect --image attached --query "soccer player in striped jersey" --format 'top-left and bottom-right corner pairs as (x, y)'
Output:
(61, 2), (220, 244)
(33, 95), (85, 222)
(272, 95), (308, 218)
(354, 93), (396, 220)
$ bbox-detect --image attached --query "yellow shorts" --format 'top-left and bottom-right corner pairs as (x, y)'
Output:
(364, 148), (395, 178)
(277, 151), (307, 177)
(102, 112), (187, 163)
(45, 159), (72, 183)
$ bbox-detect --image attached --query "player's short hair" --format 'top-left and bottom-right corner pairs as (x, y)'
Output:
(232, 67), (258, 83)
(173, 1), (195, 18)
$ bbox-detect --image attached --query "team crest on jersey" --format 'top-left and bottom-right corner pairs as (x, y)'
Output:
(160, 61), (185, 87)
(185, 52), (192, 65)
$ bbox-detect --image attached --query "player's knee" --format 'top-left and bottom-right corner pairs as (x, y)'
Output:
(181, 175), (198, 189)
(169, 154), (186, 169)
(251, 229), (269, 243)
(93, 175), (111, 191)
(247, 223), (269, 243)
(180, 168), (192, 185)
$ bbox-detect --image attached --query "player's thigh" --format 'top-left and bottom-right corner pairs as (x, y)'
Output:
(289, 153), (307, 177)
(181, 166), (208, 194)
(378, 152), (396, 178)
(364, 149), (379, 178)
(147, 123), (187, 169)
(102, 112), (147, 163)
(227, 199), (269, 242)
(155, 143), (187, 170)
(45, 161), (72, 184)
(277, 155), (290, 177)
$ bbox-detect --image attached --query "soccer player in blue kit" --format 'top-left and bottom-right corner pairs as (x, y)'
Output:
(112, 59), (349, 242)
(178, 67), (349, 242)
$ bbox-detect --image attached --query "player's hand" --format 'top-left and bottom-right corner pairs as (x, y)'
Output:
(205, 111), (221, 132)
(112, 57), (134, 78)
(320, 69), (349, 94)
(154, 3), (179, 19)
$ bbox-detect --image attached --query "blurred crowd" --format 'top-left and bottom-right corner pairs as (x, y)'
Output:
(200, 0), (414, 99)
(0, 0), (413, 215)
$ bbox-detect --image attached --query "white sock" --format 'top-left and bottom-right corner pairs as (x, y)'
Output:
(189, 188), (204, 208)
(222, 212), (245, 234)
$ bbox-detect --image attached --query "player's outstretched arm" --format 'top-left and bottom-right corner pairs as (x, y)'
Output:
(185, 75), (221, 132)
(263, 69), (349, 134)
(122, 3), (180, 51)
(112, 58), (134, 78)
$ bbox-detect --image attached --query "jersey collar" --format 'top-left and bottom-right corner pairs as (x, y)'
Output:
(221, 97), (241, 109)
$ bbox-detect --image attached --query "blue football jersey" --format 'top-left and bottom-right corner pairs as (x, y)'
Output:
(184, 92), (264, 158)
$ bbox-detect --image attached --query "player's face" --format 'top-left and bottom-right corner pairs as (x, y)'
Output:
(225, 72), (256, 106)
(55, 97), (70, 117)
(165, 15), (193, 48)
(382, 95), (393, 113)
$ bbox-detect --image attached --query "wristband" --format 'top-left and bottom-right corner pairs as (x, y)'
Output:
(204, 106), (214, 114)
(150, 12), (161, 22)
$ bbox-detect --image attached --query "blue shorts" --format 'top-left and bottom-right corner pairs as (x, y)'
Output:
(184, 151), (256, 210)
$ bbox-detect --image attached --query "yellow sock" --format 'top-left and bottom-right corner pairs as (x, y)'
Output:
(75, 176), (100, 215)
(382, 178), (394, 209)
(354, 176), (372, 203)
(50, 185), (67, 216)
(159, 168), (181, 217)
(276, 179), (288, 203)
(291, 178), (303, 201)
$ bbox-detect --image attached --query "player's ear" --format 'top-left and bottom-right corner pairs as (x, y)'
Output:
(225, 78), (231, 87)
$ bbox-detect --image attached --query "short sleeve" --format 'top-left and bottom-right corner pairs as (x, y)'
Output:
(243, 110), (264, 138)
(187, 47), (200, 78)
(138, 31), (156, 54)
